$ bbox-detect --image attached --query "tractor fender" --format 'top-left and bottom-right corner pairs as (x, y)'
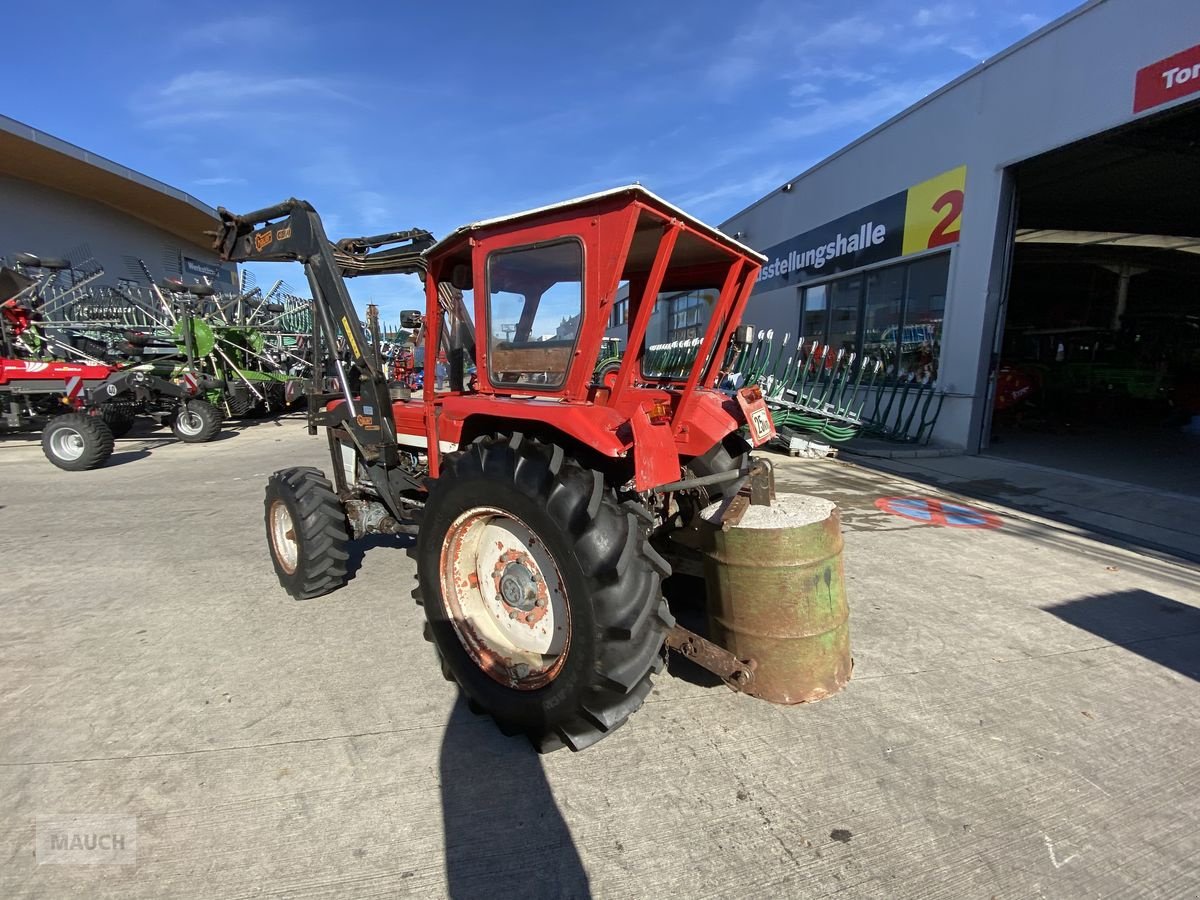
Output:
(438, 396), (629, 458)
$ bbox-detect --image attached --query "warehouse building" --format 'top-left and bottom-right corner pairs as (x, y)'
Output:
(0, 115), (232, 290)
(685, 0), (1200, 485)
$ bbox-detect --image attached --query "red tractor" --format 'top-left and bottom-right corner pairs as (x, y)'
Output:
(213, 186), (776, 750)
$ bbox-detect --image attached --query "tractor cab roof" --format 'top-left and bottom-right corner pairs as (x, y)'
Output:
(425, 185), (766, 277)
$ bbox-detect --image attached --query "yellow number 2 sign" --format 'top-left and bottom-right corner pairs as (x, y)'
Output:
(902, 165), (967, 256)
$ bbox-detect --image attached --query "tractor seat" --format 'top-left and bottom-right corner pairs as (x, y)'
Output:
(493, 338), (576, 351)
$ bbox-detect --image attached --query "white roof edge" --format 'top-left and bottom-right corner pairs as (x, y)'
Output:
(721, 0), (1107, 228)
(0, 114), (218, 218)
(429, 184), (768, 263)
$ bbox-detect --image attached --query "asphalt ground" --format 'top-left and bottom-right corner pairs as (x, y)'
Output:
(1, 415), (1198, 898)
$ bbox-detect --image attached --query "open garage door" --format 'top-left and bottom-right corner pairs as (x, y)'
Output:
(989, 101), (1200, 495)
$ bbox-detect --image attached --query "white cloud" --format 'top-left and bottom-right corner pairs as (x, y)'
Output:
(767, 76), (947, 141)
(179, 14), (311, 47)
(158, 70), (354, 105)
(705, 9), (894, 98)
(674, 167), (795, 214)
(913, 4), (970, 28)
(133, 69), (363, 129)
(193, 176), (247, 187)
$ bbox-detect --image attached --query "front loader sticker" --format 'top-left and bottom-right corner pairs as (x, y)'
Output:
(254, 229), (274, 252)
(275, 225), (292, 241)
(341, 317), (361, 359)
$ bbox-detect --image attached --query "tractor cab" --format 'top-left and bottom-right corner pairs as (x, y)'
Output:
(419, 186), (770, 484)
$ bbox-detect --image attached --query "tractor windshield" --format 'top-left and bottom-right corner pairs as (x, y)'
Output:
(487, 239), (583, 388)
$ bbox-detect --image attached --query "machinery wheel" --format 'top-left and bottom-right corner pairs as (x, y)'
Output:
(595, 359), (622, 390)
(416, 434), (674, 752)
(98, 403), (136, 438)
(171, 400), (223, 443)
(41, 413), (115, 471)
(263, 467), (350, 599)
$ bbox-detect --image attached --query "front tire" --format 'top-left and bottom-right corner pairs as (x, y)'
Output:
(264, 467), (351, 599)
(416, 435), (674, 752)
(42, 413), (115, 471)
(171, 399), (223, 443)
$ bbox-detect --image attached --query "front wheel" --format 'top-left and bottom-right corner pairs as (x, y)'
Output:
(42, 413), (115, 471)
(171, 399), (223, 443)
(416, 435), (674, 752)
(264, 467), (351, 599)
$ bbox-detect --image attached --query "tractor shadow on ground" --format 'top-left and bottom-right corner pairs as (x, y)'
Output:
(439, 694), (591, 899)
(1044, 590), (1200, 682)
(104, 449), (153, 467)
(346, 533), (415, 581)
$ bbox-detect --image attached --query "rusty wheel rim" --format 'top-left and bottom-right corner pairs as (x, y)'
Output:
(269, 499), (299, 575)
(439, 507), (571, 690)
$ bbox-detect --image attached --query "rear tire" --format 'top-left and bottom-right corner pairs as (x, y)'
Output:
(264, 467), (351, 599)
(416, 434), (674, 752)
(42, 413), (114, 471)
(99, 403), (136, 438)
(171, 399), (222, 443)
(595, 359), (622, 390)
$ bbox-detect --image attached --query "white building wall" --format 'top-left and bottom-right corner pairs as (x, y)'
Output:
(0, 175), (232, 287)
(722, 0), (1200, 449)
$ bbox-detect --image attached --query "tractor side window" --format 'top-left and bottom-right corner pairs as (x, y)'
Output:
(487, 239), (583, 389)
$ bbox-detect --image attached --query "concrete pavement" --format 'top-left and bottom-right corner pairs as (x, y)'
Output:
(1, 416), (1198, 898)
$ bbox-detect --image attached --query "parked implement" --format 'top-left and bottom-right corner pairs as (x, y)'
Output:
(213, 186), (779, 750)
(1, 257), (224, 469)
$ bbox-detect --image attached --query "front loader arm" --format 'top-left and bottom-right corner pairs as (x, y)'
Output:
(211, 199), (432, 509)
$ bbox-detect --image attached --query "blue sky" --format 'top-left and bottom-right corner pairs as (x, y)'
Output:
(7, 0), (1079, 318)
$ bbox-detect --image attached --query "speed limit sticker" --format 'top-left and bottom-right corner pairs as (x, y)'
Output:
(736, 386), (777, 446)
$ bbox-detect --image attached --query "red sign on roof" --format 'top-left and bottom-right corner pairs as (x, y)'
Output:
(1134, 43), (1200, 113)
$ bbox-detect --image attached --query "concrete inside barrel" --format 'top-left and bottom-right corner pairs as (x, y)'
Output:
(702, 492), (835, 529)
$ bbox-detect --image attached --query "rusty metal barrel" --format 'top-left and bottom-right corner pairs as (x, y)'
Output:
(703, 493), (851, 704)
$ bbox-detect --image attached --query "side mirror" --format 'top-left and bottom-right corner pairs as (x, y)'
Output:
(733, 324), (755, 346)
(400, 310), (423, 329)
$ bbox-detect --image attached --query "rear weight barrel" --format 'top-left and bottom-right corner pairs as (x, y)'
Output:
(703, 493), (851, 704)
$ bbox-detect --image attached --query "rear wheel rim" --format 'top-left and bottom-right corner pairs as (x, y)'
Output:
(50, 427), (85, 461)
(177, 409), (203, 436)
(439, 507), (571, 690)
(269, 499), (298, 574)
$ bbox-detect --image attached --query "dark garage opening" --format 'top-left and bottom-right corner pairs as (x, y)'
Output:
(991, 101), (1200, 495)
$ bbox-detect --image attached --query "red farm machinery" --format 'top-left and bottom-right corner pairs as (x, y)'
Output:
(1, 255), (223, 469)
(213, 186), (781, 750)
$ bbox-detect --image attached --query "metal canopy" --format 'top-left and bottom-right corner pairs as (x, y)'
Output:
(426, 185), (766, 265)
